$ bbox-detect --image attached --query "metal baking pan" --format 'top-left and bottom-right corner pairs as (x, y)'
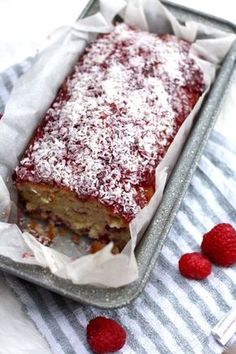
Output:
(0, 0), (236, 308)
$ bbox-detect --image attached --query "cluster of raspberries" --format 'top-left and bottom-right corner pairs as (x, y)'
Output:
(84, 223), (236, 353)
(179, 223), (236, 280)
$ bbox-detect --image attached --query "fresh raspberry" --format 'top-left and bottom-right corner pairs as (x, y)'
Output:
(179, 252), (212, 280)
(86, 316), (126, 353)
(201, 223), (236, 267)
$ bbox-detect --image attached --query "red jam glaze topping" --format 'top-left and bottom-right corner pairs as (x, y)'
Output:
(15, 23), (204, 222)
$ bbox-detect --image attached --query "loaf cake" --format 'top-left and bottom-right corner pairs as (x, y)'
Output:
(13, 23), (204, 249)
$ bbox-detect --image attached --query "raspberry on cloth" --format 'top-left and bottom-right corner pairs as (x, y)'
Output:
(201, 223), (236, 267)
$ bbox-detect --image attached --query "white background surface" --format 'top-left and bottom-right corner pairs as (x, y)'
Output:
(0, 1), (235, 353)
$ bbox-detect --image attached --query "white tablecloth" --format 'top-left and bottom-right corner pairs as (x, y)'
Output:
(0, 1), (235, 353)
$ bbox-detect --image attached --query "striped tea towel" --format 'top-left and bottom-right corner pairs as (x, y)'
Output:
(1, 61), (236, 354)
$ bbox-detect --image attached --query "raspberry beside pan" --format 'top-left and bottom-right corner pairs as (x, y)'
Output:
(13, 23), (204, 250)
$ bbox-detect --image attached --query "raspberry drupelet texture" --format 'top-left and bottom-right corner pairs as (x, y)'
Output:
(14, 23), (204, 224)
(179, 252), (212, 280)
(86, 316), (126, 353)
(201, 223), (236, 267)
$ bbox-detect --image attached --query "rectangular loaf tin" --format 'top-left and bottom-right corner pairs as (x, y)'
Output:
(0, 0), (235, 308)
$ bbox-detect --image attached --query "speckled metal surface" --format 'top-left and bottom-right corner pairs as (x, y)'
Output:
(0, 0), (235, 308)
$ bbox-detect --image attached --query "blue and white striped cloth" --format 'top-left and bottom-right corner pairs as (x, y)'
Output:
(1, 61), (236, 354)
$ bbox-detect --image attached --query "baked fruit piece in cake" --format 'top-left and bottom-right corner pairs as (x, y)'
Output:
(13, 23), (204, 249)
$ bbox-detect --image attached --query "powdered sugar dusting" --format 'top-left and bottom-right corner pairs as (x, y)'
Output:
(15, 23), (204, 222)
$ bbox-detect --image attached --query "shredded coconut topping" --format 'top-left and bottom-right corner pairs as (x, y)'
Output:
(15, 23), (204, 222)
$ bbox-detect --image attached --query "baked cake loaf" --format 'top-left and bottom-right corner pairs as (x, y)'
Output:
(14, 23), (204, 248)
